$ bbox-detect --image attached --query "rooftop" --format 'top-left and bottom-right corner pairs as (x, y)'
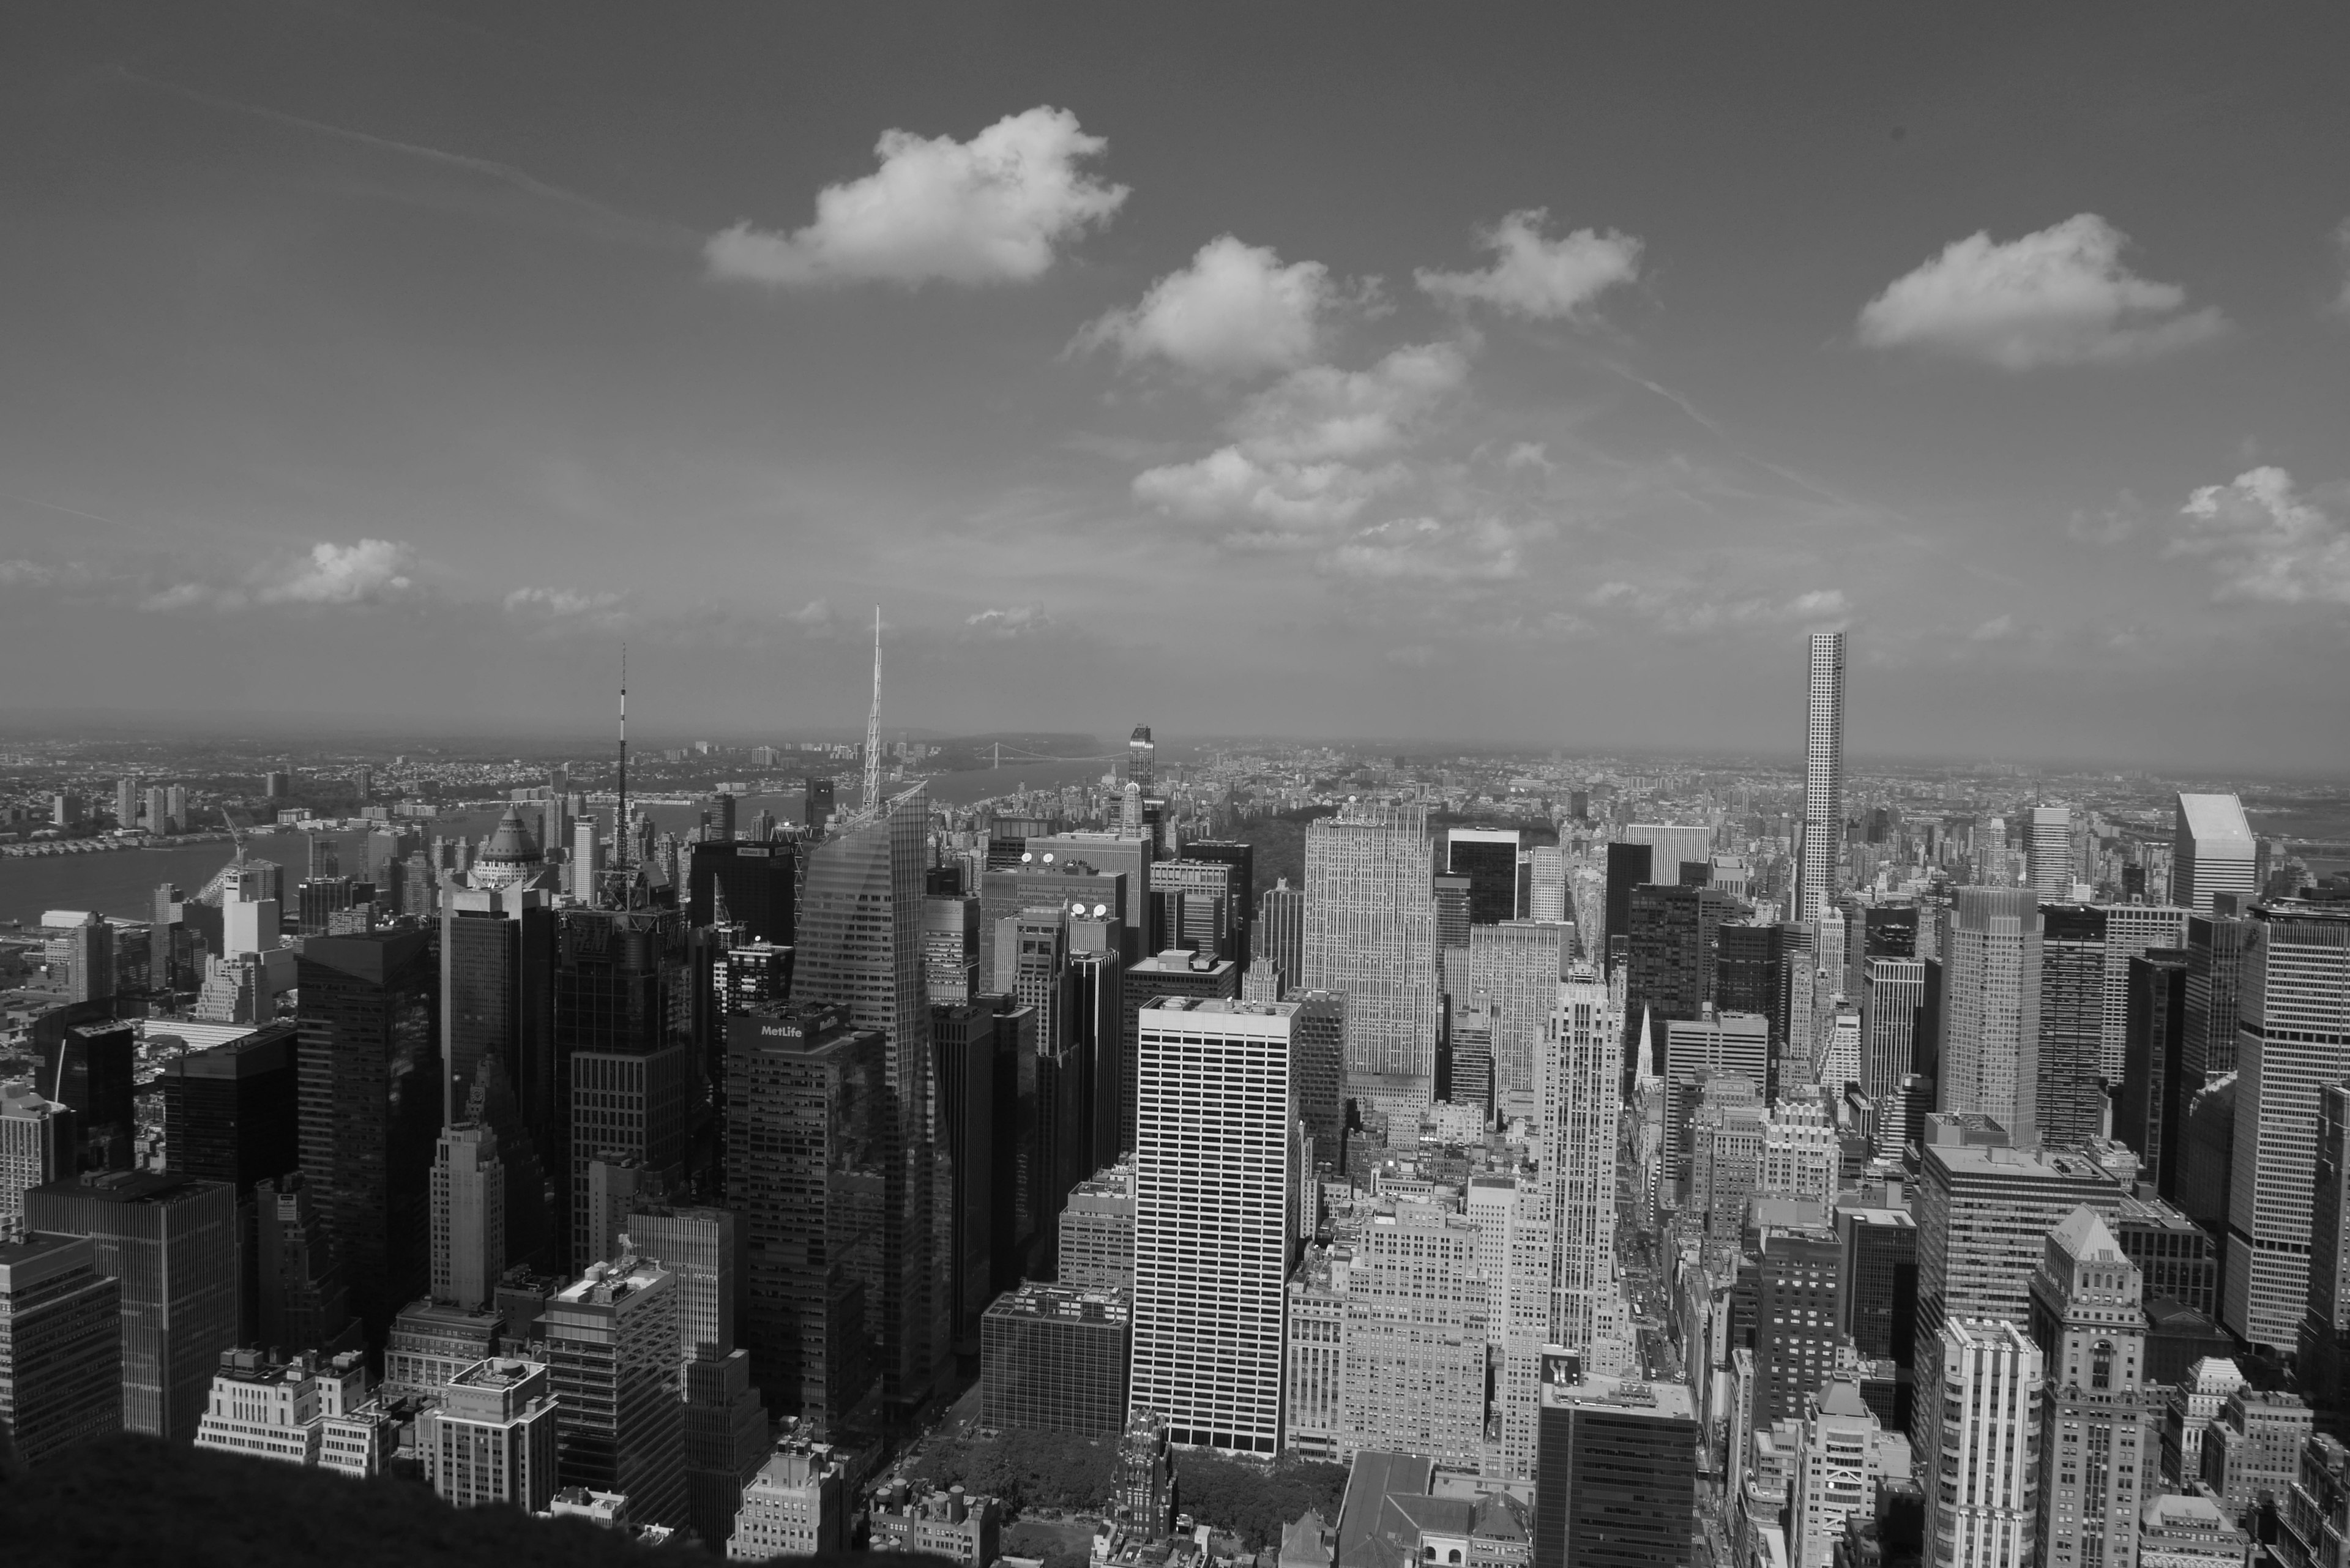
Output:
(986, 1282), (1131, 1326)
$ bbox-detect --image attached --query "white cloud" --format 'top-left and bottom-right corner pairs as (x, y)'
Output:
(2066, 494), (2143, 545)
(504, 586), (624, 617)
(146, 539), (418, 612)
(0, 559), (55, 587)
(1133, 448), (1406, 528)
(705, 106), (1127, 288)
(1502, 442), (1553, 472)
(1969, 614), (2016, 641)
(784, 598), (836, 637)
(1076, 236), (1335, 378)
(965, 604), (1051, 637)
(2174, 467), (2350, 604)
(1583, 581), (1851, 637)
(1325, 515), (1546, 586)
(1416, 209), (1643, 321)
(1857, 214), (2226, 369)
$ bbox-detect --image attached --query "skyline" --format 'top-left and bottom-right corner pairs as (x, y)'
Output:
(4, 6), (2349, 769)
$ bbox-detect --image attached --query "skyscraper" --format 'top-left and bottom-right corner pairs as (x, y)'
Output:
(2222, 901), (2350, 1351)
(295, 926), (438, 1334)
(1, 1077), (78, 1230)
(1303, 800), (1439, 1114)
(1940, 888), (2044, 1143)
(1534, 1352), (1699, 1568)
(1601, 842), (1653, 974)
(1131, 997), (1297, 1455)
(1860, 958), (1927, 1151)
(2028, 1208), (2154, 1568)
(1930, 1318), (2043, 1568)
(1543, 969), (1623, 1354)
(2027, 806), (2075, 899)
(544, 1252), (686, 1527)
(1469, 920), (1570, 1102)
(1147, 859), (1238, 963)
(1184, 839), (1256, 961)
(2036, 903), (2109, 1148)
(0, 1230), (122, 1467)
(430, 1124), (505, 1314)
(1449, 826), (1523, 925)
(2118, 948), (2193, 1197)
(1528, 845), (1567, 924)
(1126, 725), (1154, 794)
(1255, 876), (1304, 995)
(2173, 793), (2258, 916)
(1799, 630), (1845, 924)
(1624, 884), (1710, 1077)
(687, 840), (796, 941)
(438, 880), (554, 1133)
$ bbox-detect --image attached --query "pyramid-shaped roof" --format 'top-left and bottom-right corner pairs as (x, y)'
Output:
(2050, 1204), (2124, 1263)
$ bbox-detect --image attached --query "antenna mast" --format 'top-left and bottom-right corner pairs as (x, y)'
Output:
(862, 607), (882, 814)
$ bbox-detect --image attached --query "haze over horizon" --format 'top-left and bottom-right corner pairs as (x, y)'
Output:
(4, 5), (2348, 771)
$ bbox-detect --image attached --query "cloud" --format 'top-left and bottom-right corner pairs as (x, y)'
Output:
(1131, 340), (1468, 536)
(0, 560), (56, 588)
(502, 586), (630, 632)
(1969, 614), (2016, 641)
(2066, 494), (2143, 545)
(2333, 219), (2350, 318)
(784, 598), (837, 637)
(1385, 644), (1438, 668)
(2173, 467), (2350, 604)
(146, 539), (419, 612)
(1583, 581), (1852, 636)
(1325, 515), (1548, 586)
(705, 106), (1127, 288)
(1416, 209), (1643, 321)
(964, 604), (1051, 638)
(1857, 214), (2226, 369)
(1076, 236), (1338, 378)
(1502, 442), (1553, 472)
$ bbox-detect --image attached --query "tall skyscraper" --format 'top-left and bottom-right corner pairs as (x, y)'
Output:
(1448, 826), (1523, 925)
(295, 926), (438, 1335)
(795, 790), (940, 1415)
(1798, 631), (1845, 924)
(1431, 875), (1472, 954)
(2037, 903), (2109, 1148)
(1528, 845), (1567, 924)
(687, 840), (796, 941)
(1131, 998), (1297, 1455)
(430, 1124), (505, 1313)
(2222, 901), (2350, 1351)
(1624, 884), (1710, 1076)
(1860, 958), (1927, 1150)
(1290, 991), (1346, 1159)
(24, 1171), (238, 1445)
(439, 880), (554, 1131)
(1543, 969), (1623, 1354)
(1534, 1352), (1699, 1568)
(1255, 876), (1304, 995)
(1184, 840), (1256, 963)
(2027, 806), (2075, 898)
(1940, 888), (2044, 1143)
(2118, 948), (2193, 1197)
(1147, 859), (1238, 963)
(2097, 904), (2187, 1080)
(1469, 920), (1570, 1102)
(1624, 823), (1713, 888)
(1303, 800), (1439, 1113)
(2028, 1208), (2154, 1568)
(1601, 842), (1652, 974)
(2173, 793), (2258, 916)
(1337, 1207), (1490, 1465)
(1126, 725), (1154, 794)
(0, 1230), (122, 1467)
(544, 1252), (686, 1527)
(1930, 1318), (2043, 1568)
(1, 1077), (77, 1230)
(2303, 1083), (2350, 1428)
(254, 1171), (359, 1356)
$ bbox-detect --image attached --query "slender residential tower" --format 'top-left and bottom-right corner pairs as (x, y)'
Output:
(1799, 632), (1845, 923)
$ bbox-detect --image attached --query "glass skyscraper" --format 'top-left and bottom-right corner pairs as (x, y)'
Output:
(1304, 799), (1438, 1113)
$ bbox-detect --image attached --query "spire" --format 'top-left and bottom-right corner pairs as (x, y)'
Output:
(863, 606), (882, 815)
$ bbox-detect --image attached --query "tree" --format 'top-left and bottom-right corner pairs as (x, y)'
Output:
(1170, 1454), (1348, 1550)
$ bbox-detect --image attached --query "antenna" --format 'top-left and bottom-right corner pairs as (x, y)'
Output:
(863, 607), (882, 814)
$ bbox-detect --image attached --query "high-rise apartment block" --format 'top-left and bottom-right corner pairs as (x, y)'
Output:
(1, 1077), (76, 1230)
(1132, 998), (1299, 1455)
(1304, 801), (1439, 1113)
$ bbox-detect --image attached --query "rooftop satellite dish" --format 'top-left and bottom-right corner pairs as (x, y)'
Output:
(1071, 901), (1085, 915)
(1042, 852), (1056, 864)
(1093, 903), (1107, 918)
(1021, 851), (1034, 863)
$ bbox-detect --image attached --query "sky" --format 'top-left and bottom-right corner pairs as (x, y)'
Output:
(2, 4), (2347, 769)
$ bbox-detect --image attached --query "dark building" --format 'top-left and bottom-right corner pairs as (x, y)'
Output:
(1534, 1351), (1698, 1568)
(1183, 840), (1256, 965)
(2036, 904), (2109, 1148)
(23, 1171), (237, 1446)
(1447, 830), (1521, 926)
(1255, 878), (1305, 997)
(1069, 950), (1124, 1197)
(687, 840), (797, 943)
(438, 888), (558, 1271)
(1859, 903), (1920, 964)
(1624, 884), (1707, 1064)
(1716, 924), (1789, 1049)
(985, 996), (1042, 1290)
(1839, 1203), (1918, 1430)
(931, 1001), (997, 1353)
(253, 1171), (360, 1357)
(802, 777), (835, 829)
(1147, 860), (1238, 965)
(980, 1282), (1131, 1437)
(2176, 1076), (2236, 1276)
(2182, 913), (2249, 1082)
(295, 926), (438, 1335)
(2111, 1192), (2218, 1320)
(46, 1021), (135, 1162)
(158, 1021), (299, 1342)
(1602, 842), (1654, 975)
(1432, 876), (1472, 954)
(2119, 949), (2193, 1200)
(0, 1230), (122, 1467)
(2305, 1082), (2350, 1431)
(980, 862), (1128, 985)
(551, 907), (685, 1267)
(2143, 1297), (2232, 1389)
(725, 1005), (886, 1435)
(1291, 991), (1347, 1157)
(1752, 1226), (1846, 1432)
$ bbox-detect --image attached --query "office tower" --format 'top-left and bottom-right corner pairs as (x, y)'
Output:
(551, 905), (685, 1274)
(981, 1281), (1132, 1437)
(1838, 1198), (1918, 1428)
(157, 1022), (299, 1340)
(2307, 1084), (2350, 1428)
(1625, 884), (1709, 1077)
(1789, 1378), (1907, 1568)
(1340, 1206), (1492, 1465)
(1861, 958), (1927, 1152)
(1124, 724), (1155, 793)
(416, 1357), (561, 1510)
(1, 1078), (76, 1229)
(1117, 950), (1237, 1157)
(2174, 793), (2258, 916)
(726, 1006), (884, 1433)
(1469, 921), (1569, 1102)
(1930, 1318), (2043, 1568)
(733, 1439), (849, 1558)
(1799, 631), (1846, 923)
(2182, 912), (2250, 1084)
(2027, 1208), (2155, 1568)
(1718, 923), (1790, 1048)
(1534, 1352), (1699, 1568)
(1690, 1077), (1766, 1237)
(295, 926), (438, 1335)
(2119, 949), (2193, 1197)
(0, 1230), (121, 1466)
(795, 790), (940, 1414)
(1447, 826), (1523, 925)
(1546, 971), (1623, 1353)
(24, 1171), (237, 1444)
(804, 777), (836, 829)
(254, 1171), (359, 1356)
(1812, 999), (1862, 1092)
(1182, 840), (1255, 956)
(2201, 1386), (2313, 1516)
(986, 996), (1042, 1288)
(544, 1252), (686, 1528)
(1069, 949), (1124, 1194)
(1149, 858), (1237, 962)
(687, 840), (796, 942)
(1255, 876), (1304, 995)
(923, 892), (980, 1004)
(569, 1045), (693, 1274)
(2037, 903), (2109, 1147)
(1762, 1099), (1841, 1203)
(1912, 1124), (2122, 1462)
(1304, 801), (1439, 1114)
(1431, 875), (1473, 955)
(930, 1001), (997, 1342)
(1241, 957), (1281, 1004)
(2098, 905), (2187, 1079)
(1132, 998), (1297, 1455)
(2225, 902), (2350, 1351)
(1941, 889), (2044, 1142)
(1024, 831), (1148, 958)
(2027, 806), (2075, 898)
(570, 817), (603, 898)
(441, 878), (554, 1132)
(1625, 823), (1714, 889)
(1288, 991), (1346, 1159)
(979, 861), (1128, 980)
(1057, 1162), (1136, 1293)
(1661, 1013), (1771, 1184)
(1528, 844), (1567, 924)
(681, 1350), (770, 1550)
(382, 1295), (502, 1398)
(59, 911), (113, 1004)
(624, 1204), (737, 1366)
(1752, 1226), (1846, 1433)
(430, 1124), (506, 1313)
(1599, 841), (1652, 974)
